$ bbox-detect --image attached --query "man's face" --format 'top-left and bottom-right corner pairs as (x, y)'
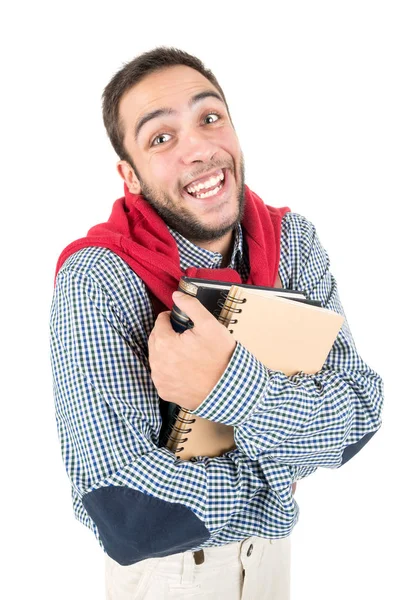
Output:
(118, 65), (245, 243)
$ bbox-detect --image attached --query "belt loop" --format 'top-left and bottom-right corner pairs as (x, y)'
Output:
(181, 550), (195, 584)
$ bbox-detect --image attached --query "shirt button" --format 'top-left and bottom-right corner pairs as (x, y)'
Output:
(247, 544), (253, 557)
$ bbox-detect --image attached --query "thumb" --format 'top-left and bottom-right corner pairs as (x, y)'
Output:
(172, 291), (215, 327)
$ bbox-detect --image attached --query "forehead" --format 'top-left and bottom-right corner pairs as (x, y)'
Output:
(119, 65), (222, 129)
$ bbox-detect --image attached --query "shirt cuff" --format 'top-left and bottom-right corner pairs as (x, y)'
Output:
(191, 342), (268, 426)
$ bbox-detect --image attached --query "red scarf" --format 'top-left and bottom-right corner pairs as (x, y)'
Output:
(55, 184), (290, 309)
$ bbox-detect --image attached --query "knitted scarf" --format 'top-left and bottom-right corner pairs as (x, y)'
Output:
(55, 184), (290, 309)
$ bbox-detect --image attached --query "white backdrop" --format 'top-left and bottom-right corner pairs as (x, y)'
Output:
(1, 1), (398, 599)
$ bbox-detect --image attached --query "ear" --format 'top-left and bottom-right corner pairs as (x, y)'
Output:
(116, 160), (142, 194)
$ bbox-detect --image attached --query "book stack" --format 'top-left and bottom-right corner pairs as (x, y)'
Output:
(160, 277), (344, 460)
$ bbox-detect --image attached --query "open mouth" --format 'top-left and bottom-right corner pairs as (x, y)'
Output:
(183, 168), (227, 200)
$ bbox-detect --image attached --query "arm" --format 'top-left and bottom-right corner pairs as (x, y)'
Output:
(50, 248), (297, 567)
(190, 213), (383, 467)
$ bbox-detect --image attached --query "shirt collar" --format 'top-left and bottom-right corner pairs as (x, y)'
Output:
(168, 223), (245, 272)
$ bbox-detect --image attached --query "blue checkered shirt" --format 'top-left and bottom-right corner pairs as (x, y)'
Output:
(50, 211), (383, 564)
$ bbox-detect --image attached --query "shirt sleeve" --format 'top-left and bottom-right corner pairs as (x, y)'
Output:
(50, 251), (297, 567)
(192, 214), (384, 469)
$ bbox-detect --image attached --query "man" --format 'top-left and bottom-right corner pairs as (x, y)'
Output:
(50, 47), (383, 599)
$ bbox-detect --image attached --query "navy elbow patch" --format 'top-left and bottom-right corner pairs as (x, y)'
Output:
(341, 430), (377, 466)
(82, 486), (210, 566)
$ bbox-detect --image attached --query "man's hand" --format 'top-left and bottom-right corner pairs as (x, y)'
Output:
(148, 291), (237, 411)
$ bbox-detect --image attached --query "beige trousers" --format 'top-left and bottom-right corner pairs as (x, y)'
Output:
(105, 536), (291, 599)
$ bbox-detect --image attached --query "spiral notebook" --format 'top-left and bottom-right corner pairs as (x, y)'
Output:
(163, 281), (344, 460)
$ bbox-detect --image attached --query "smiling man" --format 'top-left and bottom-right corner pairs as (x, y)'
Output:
(50, 47), (383, 600)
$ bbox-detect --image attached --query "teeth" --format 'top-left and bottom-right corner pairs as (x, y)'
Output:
(186, 171), (224, 194)
(192, 183), (223, 199)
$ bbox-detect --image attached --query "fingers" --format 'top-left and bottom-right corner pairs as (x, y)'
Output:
(172, 291), (216, 327)
(148, 310), (172, 347)
(154, 310), (172, 329)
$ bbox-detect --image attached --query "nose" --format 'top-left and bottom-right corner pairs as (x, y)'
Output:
(179, 129), (218, 165)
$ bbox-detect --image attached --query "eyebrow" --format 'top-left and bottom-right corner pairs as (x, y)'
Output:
(134, 90), (225, 141)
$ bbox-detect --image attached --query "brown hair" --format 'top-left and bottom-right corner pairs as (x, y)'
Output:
(102, 46), (230, 169)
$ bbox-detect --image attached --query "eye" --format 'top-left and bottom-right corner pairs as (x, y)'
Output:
(151, 133), (172, 146)
(204, 112), (221, 124)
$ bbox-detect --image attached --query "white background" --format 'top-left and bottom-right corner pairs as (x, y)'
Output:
(1, 1), (399, 598)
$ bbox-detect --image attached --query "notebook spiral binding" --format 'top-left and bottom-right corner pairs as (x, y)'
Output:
(166, 407), (196, 457)
(217, 292), (247, 333)
(217, 293), (247, 308)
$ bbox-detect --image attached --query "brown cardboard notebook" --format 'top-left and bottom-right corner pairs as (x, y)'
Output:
(219, 285), (344, 376)
(166, 284), (344, 460)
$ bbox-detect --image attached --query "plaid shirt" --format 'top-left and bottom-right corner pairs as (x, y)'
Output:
(50, 211), (383, 564)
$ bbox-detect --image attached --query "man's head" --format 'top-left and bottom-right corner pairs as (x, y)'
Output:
(102, 47), (245, 247)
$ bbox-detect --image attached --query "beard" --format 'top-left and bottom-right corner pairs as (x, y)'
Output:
(137, 157), (246, 242)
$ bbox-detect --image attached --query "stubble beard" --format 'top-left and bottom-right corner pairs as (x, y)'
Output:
(138, 158), (246, 243)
